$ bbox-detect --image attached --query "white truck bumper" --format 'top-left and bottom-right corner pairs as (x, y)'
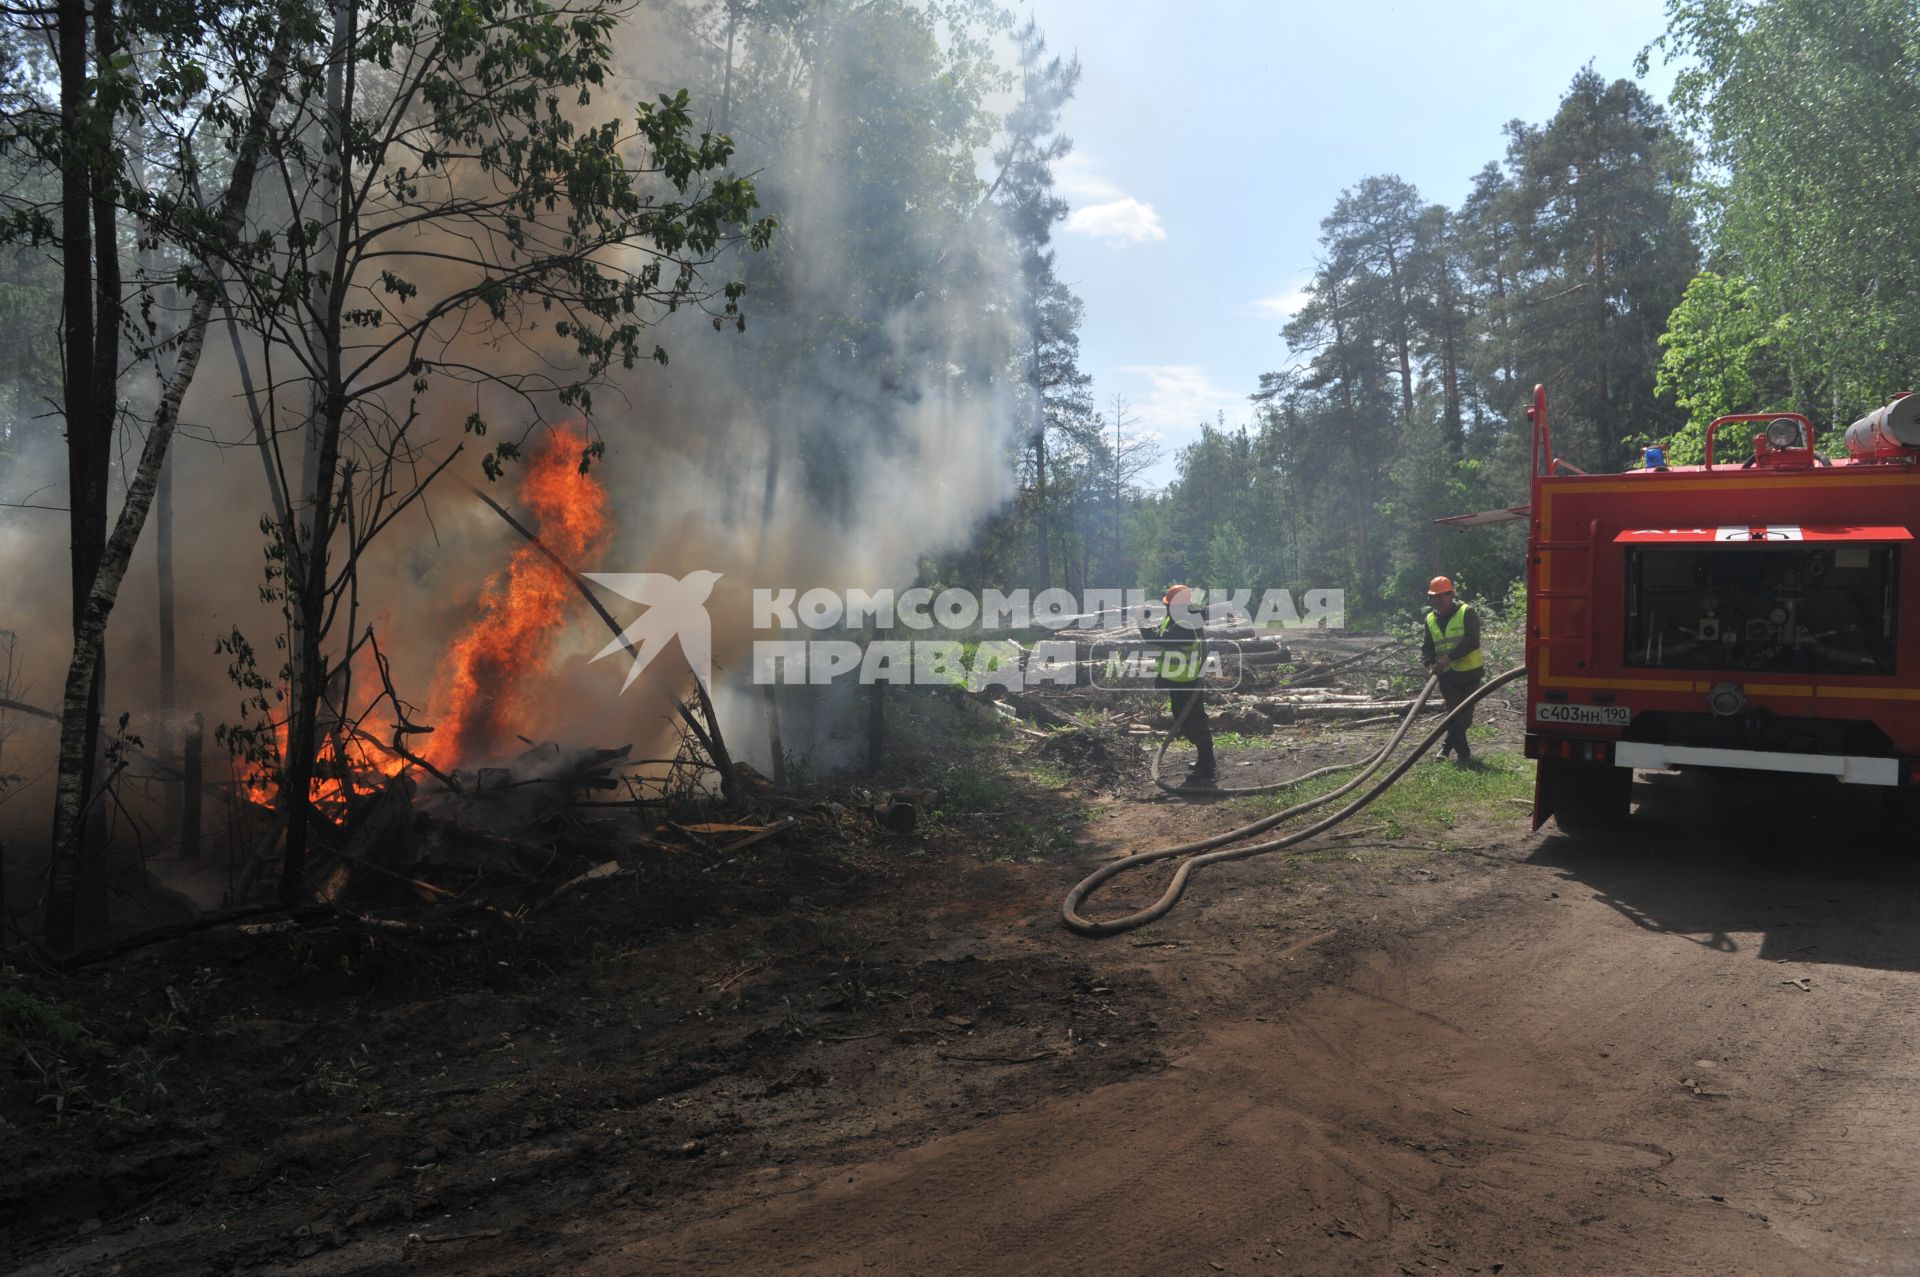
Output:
(1613, 741), (1899, 787)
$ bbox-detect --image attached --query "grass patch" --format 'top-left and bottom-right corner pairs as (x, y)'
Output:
(930, 767), (1018, 822)
(1164, 730), (1266, 753)
(994, 806), (1090, 863)
(1231, 750), (1530, 843)
(1023, 758), (1073, 789)
(0, 984), (94, 1058)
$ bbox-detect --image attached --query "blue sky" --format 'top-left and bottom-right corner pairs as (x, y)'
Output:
(1026, 0), (1683, 485)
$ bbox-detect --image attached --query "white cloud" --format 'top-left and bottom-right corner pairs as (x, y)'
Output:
(1065, 197), (1167, 245)
(1052, 152), (1124, 203)
(1251, 281), (1313, 320)
(1052, 153), (1165, 246)
(1119, 365), (1245, 443)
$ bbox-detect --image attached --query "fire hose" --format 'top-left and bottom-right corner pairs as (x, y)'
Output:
(1061, 665), (1526, 938)
(1147, 640), (1422, 797)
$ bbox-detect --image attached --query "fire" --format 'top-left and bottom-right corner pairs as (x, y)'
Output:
(238, 722), (406, 818)
(425, 424), (612, 766)
(233, 423), (611, 812)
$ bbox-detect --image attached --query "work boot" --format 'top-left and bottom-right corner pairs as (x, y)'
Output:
(1452, 744), (1474, 768)
(1180, 768), (1217, 789)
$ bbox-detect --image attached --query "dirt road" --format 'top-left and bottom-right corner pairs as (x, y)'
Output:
(12, 731), (1920, 1277)
(588, 772), (1920, 1276)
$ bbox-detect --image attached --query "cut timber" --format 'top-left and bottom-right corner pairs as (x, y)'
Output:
(543, 860), (628, 907)
(984, 691), (1075, 730)
(716, 817), (797, 854)
(1260, 699), (1441, 721)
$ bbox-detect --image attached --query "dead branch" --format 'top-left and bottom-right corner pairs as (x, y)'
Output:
(364, 628), (462, 792)
(54, 903), (337, 970)
(462, 481), (740, 803)
(716, 817), (796, 854)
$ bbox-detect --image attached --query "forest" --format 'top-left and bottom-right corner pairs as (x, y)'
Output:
(5, 1), (1920, 1272)
(0, 0), (1915, 943)
(982, 0), (1920, 625)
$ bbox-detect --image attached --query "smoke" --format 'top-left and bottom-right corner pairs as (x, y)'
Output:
(0, 0), (1031, 856)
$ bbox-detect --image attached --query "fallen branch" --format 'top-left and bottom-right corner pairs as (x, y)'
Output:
(713, 959), (771, 992)
(532, 860), (633, 913)
(717, 817), (797, 855)
(419, 1229), (502, 1245)
(335, 853), (456, 900)
(463, 482), (739, 802)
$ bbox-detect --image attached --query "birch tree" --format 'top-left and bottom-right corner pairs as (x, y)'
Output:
(200, 0), (772, 907)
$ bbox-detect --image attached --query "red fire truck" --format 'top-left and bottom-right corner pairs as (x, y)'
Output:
(1502, 386), (1920, 831)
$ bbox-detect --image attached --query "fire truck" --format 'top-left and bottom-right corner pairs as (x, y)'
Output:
(1485, 386), (1920, 831)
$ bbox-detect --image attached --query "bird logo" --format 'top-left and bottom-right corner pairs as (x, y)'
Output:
(583, 570), (724, 695)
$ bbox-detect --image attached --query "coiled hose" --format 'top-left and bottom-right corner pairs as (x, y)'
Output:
(1061, 666), (1525, 938)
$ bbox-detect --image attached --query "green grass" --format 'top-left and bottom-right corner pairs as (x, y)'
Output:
(1230, 750), (1530, 843)
(1164, 729), (1266, 753)
(1023, 759), (1073, 789)
(0, 984), (94, 1058)
(931, 767), (1017, 820)
(994, 807), (1090, 863)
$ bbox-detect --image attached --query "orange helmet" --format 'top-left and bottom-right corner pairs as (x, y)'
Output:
(1427, 575), (1455, 596)
(1162, 583), (1192, 608)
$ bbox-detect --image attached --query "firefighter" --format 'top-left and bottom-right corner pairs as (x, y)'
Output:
(1155, 583), (1216, 786)
(1421, 576), (1484, 765)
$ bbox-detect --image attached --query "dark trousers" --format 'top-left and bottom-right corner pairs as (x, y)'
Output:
(1437, 668), (1484, 757)
(1167, 686), (1215, 772)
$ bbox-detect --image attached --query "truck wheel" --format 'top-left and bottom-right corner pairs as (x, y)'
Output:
(1543, 760), (1634, 834)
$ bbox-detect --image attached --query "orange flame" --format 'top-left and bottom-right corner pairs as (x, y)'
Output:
(239, 723), (406, 817)
(425, 424), (612, 766)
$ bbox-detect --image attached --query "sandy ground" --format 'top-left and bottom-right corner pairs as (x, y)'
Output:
(10, 701), (1920, 1276)
(576, 773), (1920, 1277)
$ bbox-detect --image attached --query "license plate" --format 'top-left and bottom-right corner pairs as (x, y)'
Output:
(1534, 702), (1630, 726)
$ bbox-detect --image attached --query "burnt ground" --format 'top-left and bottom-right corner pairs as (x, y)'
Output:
(8, 652), (1920, 1275)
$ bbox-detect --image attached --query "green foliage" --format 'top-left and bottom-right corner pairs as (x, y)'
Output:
(1654, 0), (1920, 418)
(994, 807), (1085, 863)
(929, 767), (1016, 823)
(1204, 523), (1260, 593)
(2, 982), (99, 1128)
(0, 984), (94, 1059)
(1498, 71), (1699, 471)
(1655, 271), (1791, 462)
(1103, 69), (1700, 624)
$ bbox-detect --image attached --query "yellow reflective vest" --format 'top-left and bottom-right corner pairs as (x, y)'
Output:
(1425, 603), (1482, 672)
(1157, 614), (1204, 683)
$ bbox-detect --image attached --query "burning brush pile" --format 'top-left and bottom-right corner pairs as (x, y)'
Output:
(224, 428), (746, 913)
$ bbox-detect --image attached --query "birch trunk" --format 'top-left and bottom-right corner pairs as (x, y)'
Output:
(43, 17), (295, 950)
